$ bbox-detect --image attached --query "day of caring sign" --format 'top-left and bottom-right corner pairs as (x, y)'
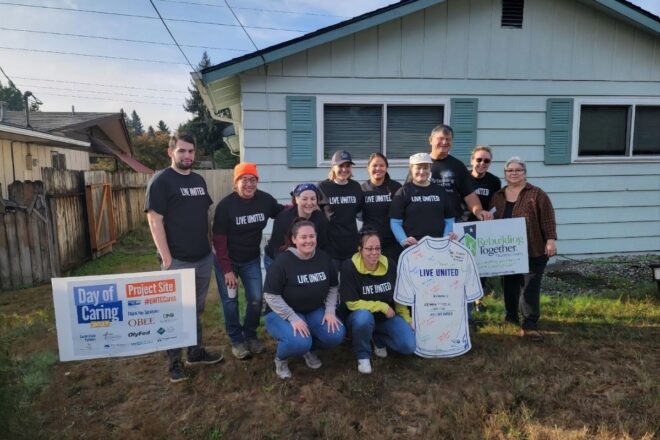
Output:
(52, 269), (197, 361)
(453, 218), (529, 277)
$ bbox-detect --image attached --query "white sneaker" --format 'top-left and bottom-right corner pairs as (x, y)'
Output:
(274, 357), (291, 379)
(357, 359), (372, 374)
(303, 352), (322, 369)
(373, 345), (388, 359)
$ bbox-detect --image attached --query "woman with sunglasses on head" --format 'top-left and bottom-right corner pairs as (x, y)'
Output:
(264, 220), (345, 379)
(213, 163), (284, 360)
(468, 146), (501, 222)
(264, 183), (328, 270)
(490, 157), (557, 342)
(361, 153), (403, 261)
(389, 153), (457, 249)
(317, 150), (364, 272)
(340, 228), (415, 374)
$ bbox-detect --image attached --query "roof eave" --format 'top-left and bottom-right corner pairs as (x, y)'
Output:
(586, 0), (660, 36)
(0, 124), (91, 148)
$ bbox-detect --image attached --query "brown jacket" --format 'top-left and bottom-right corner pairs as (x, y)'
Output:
(490, 183), (557, 258)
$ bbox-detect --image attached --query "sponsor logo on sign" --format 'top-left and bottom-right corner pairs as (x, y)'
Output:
(127, 330), (151, 338)
(128, 317), (155, 327)
(157, 327), (166, 335)
(102, 331), (121, 341)
(127, 300), (142, 306)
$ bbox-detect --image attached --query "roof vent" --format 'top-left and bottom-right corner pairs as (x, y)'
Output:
(502, 0), (524, 29)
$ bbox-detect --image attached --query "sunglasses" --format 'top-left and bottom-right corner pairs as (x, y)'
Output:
(474, 158), (491, 164)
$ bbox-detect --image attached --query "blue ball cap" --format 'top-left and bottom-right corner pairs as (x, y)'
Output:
(331, 150), (355, 166)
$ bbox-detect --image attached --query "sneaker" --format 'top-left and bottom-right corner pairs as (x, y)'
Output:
(357, 359), (372, 374)
(186, 349), (224, 365)
(231, 343), (251, 360)
(302, 352), (322, 369)
(274, 357), (292, 379)
(520, 328), (544, 342)
(169, 361), (188, 383)
(246, 339), (266, 354)
(373, 345), (388, 359)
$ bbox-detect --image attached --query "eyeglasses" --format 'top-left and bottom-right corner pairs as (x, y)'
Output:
(239, 177), (257, 184)
(363, 247), (381, 253)
(505, 169), (525, 174)
(474, 158), (491, 164)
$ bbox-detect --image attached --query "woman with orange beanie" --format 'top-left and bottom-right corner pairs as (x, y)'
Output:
(213, 163), (283, 360)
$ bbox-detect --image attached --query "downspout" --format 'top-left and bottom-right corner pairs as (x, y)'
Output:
(10, 140), (17, 183)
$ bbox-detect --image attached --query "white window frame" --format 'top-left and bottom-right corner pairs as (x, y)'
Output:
(316, 95), (450, 166)
(572, 98), (660, 163)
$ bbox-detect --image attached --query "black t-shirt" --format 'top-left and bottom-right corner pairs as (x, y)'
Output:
(213, 190), (283, 263)
(264, 249), (338, 313)
(430, 154), (474, 218)
(264, 207), (329, 259)
(389, 183), (453, 240)
(317, 179), (364, 260)
(466, 172), (502, 221)
(144, 168), (212, 262)
(340, 258), (398, 320)
(361, 178), (402, 245)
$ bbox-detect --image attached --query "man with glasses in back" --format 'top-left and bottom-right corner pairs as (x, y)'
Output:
(145, 132), (223, 383)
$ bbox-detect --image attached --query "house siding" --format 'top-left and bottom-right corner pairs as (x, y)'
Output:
(225, 0), (660, 257)
(0, 139), (90, 198)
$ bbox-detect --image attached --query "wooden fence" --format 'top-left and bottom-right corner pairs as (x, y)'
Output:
(0, 168), (233, 289)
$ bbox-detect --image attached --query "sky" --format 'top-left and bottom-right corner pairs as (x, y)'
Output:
(0, 0), (658, 131)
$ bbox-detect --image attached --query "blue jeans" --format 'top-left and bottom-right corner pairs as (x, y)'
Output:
(263, 253), (274, 272)
(214, 257), (263, 345)
(264, 308), (346, 360)
(165, 252), (213, 365)
(348, 309), (416, 360)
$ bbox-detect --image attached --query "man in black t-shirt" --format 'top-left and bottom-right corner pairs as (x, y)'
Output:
(429, 124), (493, 222)
(145, 133), (223, 383)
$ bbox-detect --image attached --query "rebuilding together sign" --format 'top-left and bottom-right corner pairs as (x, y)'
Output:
(52, 269), (197, 361)
(454, 218), (529, 277)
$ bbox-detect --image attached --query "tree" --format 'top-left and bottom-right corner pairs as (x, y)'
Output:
(180, 52), (238, 169)
(0, 81), (40, 111)
(132, 132), (170, 171)
(147, 126), (156, 137)
(157, 120), (170, 134)
(130, 110), (144, 136)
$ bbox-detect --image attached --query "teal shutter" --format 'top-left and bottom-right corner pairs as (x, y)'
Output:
(450, 98), (478, 165)
(286, 96), (316, 167)
(545, 98), (573, 164)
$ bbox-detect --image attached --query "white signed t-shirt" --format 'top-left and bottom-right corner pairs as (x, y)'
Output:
(395, 237), (483, 358)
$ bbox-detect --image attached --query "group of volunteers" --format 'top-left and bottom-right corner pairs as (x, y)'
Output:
(145, 124), (558, 383)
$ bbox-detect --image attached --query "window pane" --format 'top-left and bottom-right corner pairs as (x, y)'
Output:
(578, 105), (629, 156)
(387, 106), (444, 159)
(323, 105), (381, 160)
(633, 106), (660, 155)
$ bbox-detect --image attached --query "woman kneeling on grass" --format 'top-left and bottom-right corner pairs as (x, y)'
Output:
(341, 229), (416, 374)
(264, 219), (345, 379)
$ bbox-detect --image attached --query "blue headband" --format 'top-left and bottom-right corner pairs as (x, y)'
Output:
(292, 183), (317, 197)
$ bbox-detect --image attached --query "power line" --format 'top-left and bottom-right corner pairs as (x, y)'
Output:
(13, 83), (184, 101)
(0, 64), (16, 88)
(158, 0), (350, 18)
(0, 2), (311, 32)
(0, 46), (189, 65)
(0, 26), (249, 52)
(13, 76), (188, 94)
(223, 0), (260, 53)
(33, 92), (179, 107)
(149, 0), (195, 71)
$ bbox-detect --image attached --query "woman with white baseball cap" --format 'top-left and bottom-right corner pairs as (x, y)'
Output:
(389, 153), (457, 247)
